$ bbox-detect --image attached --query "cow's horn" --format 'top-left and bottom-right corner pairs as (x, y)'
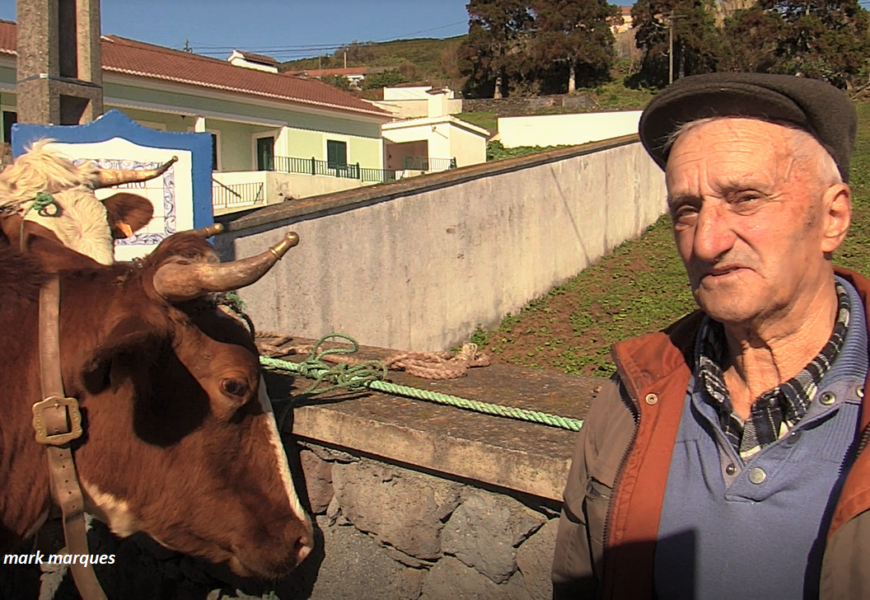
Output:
(190, 223), (225, 238)
(152, 232), (299, 302)
(94, 156), (179, 189)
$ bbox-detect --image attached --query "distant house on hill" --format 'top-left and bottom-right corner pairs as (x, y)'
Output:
(227, 49), (280, 73)
(285, 66), (391, 89)
(611, 6), (633, 34)
(0, 19), (395, 212)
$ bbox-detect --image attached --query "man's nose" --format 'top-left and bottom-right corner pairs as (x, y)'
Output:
(693, 204), (736, 262)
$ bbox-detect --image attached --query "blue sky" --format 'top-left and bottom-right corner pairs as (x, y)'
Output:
(0, 0), (472, 60)
(0, 0), (630, 62)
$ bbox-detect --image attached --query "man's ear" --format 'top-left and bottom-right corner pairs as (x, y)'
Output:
(102, 193), (154, 239)
(821, 183), (852, 254)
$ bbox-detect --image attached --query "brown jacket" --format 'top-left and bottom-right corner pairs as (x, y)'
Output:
(552, 267), (870, 600)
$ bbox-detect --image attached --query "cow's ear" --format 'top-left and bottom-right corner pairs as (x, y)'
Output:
(102, 193), (154, 239)
(82, 316), (169, 393)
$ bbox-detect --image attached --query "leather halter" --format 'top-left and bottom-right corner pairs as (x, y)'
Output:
(33, 275), (108, 600)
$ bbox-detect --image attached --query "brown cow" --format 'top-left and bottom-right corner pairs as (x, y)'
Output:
(0, 230), (314, 579)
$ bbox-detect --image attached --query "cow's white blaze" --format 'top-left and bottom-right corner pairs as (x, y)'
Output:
(257, 379), (311, 530)
(80, 480), (141, 537)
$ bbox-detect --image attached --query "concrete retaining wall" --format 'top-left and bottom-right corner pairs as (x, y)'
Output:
(216, 135), (667, 351)
(498, 111), (642, 148)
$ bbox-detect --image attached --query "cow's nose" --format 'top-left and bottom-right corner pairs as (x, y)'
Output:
(295, 533), (313, 565)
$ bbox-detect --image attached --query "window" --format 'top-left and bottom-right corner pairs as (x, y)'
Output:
(2, 111), (17, 144)
(210, 133), (219, 171)
(256, 136), (274, 171)
(326, 140), (348, 168)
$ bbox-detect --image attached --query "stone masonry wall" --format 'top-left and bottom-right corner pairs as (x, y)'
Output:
(290, 442), (561, 600)
(462, 93), (597, 117)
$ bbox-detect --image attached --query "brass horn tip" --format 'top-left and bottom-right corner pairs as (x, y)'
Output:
(269, 231), (300, 260)
(191, 223), (225, 238)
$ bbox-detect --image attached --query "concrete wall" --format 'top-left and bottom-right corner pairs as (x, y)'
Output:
(498, 111), (642, 148)
(215, 135), (667, 351)
(450, 124), (488, 168)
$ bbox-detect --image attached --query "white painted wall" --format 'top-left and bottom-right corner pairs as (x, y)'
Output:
(220, 139), (667, 351)
(498, 111), (642, 148)
(383, 116), (488, 170)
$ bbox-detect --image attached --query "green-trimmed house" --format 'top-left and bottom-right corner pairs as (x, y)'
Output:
(0, 21), (394, 213)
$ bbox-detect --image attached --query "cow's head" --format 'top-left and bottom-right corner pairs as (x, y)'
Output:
(0, 139), (172, 264)
(50, 231), (312, 578)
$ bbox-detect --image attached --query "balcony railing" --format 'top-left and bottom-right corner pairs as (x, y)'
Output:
(272, 155), (399, 184)
(403, 156), (457, 171)
(212, 181), (264, 210)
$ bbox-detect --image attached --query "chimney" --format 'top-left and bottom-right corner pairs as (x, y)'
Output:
(426, 87), (451, 119)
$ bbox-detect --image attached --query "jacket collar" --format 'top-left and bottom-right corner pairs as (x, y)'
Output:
(612, 267), (870, 422)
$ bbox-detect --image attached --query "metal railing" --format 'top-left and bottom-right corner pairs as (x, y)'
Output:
(271, 155), (403, 184)
(212, 181), (265, 209)
(273, 156), (360, 180)
(403, 156), (457, 171)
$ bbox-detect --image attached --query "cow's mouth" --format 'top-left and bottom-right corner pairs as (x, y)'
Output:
(227, 542), (309, 580)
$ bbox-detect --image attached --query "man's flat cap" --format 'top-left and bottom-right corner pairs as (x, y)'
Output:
(639, 72), (858, 182)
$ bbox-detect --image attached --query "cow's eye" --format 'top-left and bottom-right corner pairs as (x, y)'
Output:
(220, 378), (249, 398)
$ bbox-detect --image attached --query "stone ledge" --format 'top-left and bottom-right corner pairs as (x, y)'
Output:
(263, 337), (605, 502)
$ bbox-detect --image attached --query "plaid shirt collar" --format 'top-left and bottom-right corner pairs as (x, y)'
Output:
(695, 282), (851, 461)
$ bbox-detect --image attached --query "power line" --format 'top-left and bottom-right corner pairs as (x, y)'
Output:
(184, 20), (468, 59)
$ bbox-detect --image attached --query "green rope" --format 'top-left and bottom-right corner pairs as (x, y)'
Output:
(260, 334), (585, 432)
(19, 192), (58, 252)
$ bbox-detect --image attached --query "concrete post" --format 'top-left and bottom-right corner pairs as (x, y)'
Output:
(17, 0), (104, 125)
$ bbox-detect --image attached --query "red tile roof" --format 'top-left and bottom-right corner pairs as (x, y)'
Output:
(0, 19), (391, 120)
(237, 50), (278, 66)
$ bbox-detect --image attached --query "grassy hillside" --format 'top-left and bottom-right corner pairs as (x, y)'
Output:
(279, 36), (466, 85)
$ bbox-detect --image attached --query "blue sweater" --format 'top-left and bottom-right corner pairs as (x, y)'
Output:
(654, 277), (869, 600)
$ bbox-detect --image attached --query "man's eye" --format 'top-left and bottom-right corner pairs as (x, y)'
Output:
(671, 205), (698, 226)
(731, 193), (764, 213)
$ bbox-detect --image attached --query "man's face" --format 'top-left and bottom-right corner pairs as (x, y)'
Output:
(666, 118), (844, 328)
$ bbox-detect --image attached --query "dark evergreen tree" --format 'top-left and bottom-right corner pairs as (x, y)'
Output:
(458, 0), (535, 98)
(630, 0), (722, 88)
(724, 0), (870, 88)
(531, 0), (618, 93)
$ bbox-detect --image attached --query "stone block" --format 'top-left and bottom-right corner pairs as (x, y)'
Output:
(441, 490), (545, 583)
(292, 515), (426, 600)
(516, 518), (559, 600)
(299, 448), (334, 514)
(420, 556), (532, 600)
(332, 460), (461, 560)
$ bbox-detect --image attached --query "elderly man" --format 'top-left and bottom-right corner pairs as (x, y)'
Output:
(552, 72), (870, 600)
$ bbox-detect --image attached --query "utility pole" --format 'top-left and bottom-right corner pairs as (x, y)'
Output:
(668, 15), (674, 84)
(344, 50), (347, 69)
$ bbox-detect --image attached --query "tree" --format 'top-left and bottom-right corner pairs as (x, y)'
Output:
(362, 70), (409, 90)
(320, 74), (353, 92)
(458, 0), (535, 98)
(725, 1), (870, 88)
(531, 0), (618, 93)
(631, 0), (723, 88)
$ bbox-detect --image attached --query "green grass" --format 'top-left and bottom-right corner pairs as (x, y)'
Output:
(456, 111), (498, 133)
(468, 102), (870, 378)
(584, 81), (657, 111)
